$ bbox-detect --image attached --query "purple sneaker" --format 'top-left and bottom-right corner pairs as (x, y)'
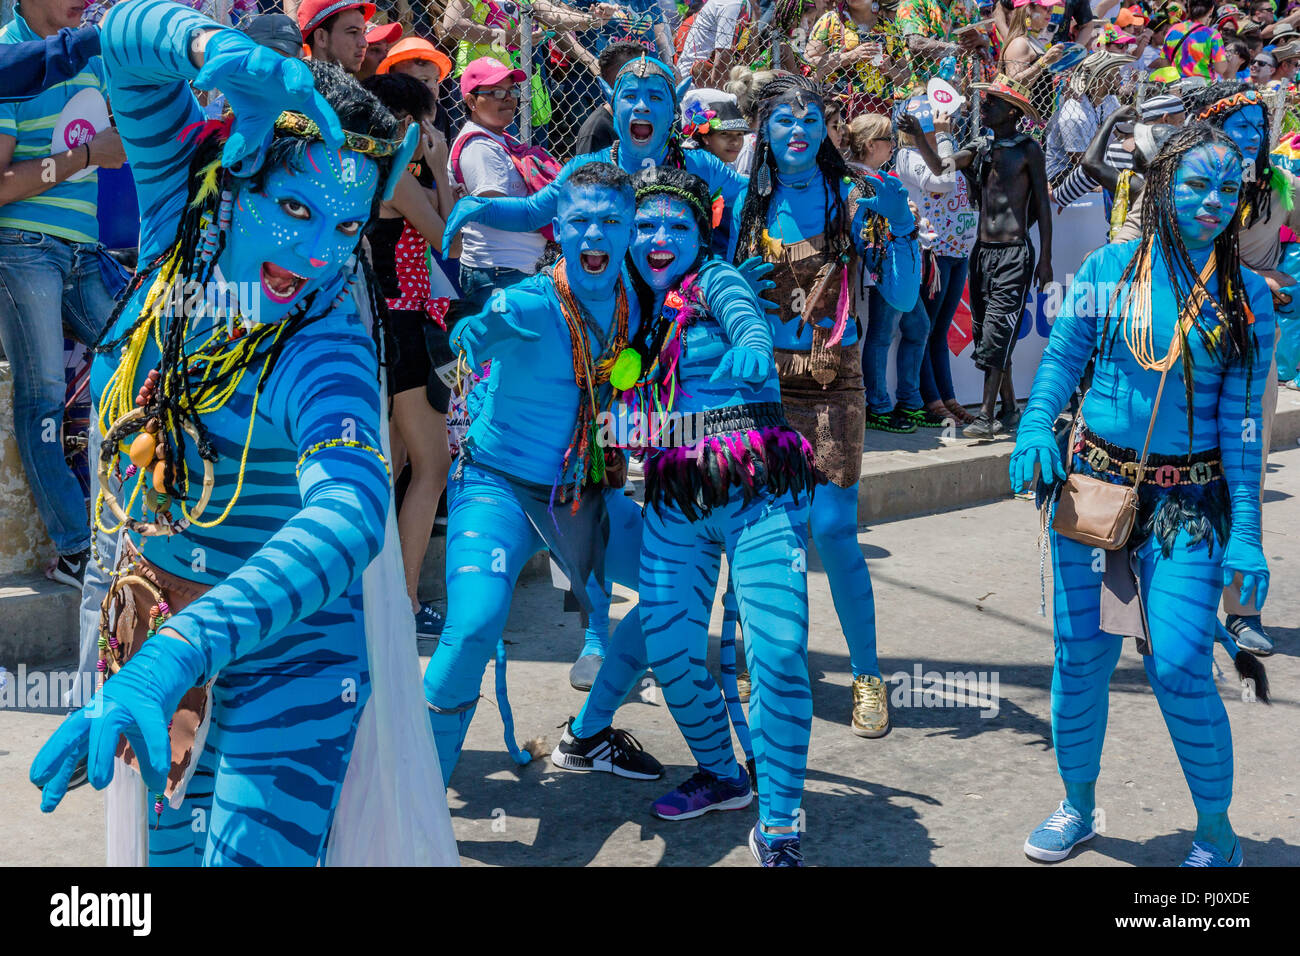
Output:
(651, 767), (753, 821)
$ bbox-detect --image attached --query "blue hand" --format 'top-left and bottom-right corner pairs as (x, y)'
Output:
(710, 345), (770, 385)
(443, 196), (491, 258)
(30, 635), (206, 808)
(194, 31), (343, 176)
(1221, 535), (1269, 609)
(1009, 428), (1066, 492)
(857, 172), (916, 234)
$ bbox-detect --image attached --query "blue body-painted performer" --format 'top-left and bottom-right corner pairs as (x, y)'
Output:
(443, 53), (735, 688)
(422, 161), (666, 782)
(550, 166), (818, 866)
(729, 73), (921, 739)
(441, 54), (744, 256)
(27, 0), (458, 867)
(1011, 123), (1276, 868)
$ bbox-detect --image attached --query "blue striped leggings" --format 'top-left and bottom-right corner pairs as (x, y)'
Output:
(1050, 528), (1233, 813)
(637, 489), (811, 830)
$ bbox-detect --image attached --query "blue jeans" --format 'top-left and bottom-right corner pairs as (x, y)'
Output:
(919, 255), (970, 405)
(458, 264), (531, 315)
(0, 229), (116, 554)
(861, 286), (927, 413)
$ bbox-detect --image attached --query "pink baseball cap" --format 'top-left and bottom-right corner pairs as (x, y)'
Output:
(460, 56), (527, 100)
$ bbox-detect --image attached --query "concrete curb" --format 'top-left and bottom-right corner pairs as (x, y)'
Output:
(861, 395), (1300, 525)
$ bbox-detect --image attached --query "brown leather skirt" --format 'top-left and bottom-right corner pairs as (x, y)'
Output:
(775, 342), (866, 488)
(99, 536), (212, 803)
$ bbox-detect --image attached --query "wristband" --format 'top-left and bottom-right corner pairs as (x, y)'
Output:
(84, 142), (91, 168)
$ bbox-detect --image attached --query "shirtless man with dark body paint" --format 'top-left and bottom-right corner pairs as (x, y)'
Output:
(909, 94), (1052, 436)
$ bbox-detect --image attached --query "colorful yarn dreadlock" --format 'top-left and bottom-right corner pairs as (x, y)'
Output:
(551, 257), (631, 507)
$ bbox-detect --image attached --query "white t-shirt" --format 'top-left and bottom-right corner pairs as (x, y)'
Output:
(449, 120), (549, 273)
(678, 0), (747, 73)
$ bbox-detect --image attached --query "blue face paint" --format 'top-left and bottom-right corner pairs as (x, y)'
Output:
(225, 142), (378, 323)
(554, 185), (635, 299)
(1222, 104), (1265, 161)
(632, 195), (701, 293)
(613, 74), (676, 167)
(1174, 142), (1243, 248)
(766, 101), (825, 176)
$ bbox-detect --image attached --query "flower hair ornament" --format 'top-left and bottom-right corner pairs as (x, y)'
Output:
(683, 102), (718, 137)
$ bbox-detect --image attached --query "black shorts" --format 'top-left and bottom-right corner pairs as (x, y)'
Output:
(385, 309), (454, 414)
(969, 239), (1034, 372)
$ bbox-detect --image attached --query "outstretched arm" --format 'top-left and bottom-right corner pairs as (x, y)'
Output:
(701, 261), (774, 384)
(442, 153), (582, 256)
(0, 25), (99, 102)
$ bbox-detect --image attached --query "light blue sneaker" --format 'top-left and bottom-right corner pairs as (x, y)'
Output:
(1226, 615), (1273, 656)
(1024, 801), (1096, 862)
(1181, 840), (1244, 867)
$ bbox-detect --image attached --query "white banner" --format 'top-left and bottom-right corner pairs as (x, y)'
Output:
(886, 193), (1110, 405)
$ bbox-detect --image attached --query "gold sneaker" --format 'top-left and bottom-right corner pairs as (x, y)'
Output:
(851, 674), (890, 738)
(736, 668), (751, 703)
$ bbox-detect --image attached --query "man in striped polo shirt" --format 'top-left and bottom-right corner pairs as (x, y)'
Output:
(0, 0), (125, 588)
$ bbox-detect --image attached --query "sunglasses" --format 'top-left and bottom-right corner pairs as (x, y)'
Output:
(873, 136), (898, 146)
(472, 87), (520, 101)
(1253, 57), (1275, 67)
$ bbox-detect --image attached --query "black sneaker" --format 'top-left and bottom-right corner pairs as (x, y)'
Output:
(999, 405), (1022, 432)
(50, 549), (89, 590)
(414, 603), (445, 638)
(899, 405), (950, 428)
(963, 415), (1003, 439)
(550, 718), (664, 780)
(865, 409), (917, 434)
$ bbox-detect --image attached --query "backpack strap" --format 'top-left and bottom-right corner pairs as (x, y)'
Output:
(449, 127), (521, 184)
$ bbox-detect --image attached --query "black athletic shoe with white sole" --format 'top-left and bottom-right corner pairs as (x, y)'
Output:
(50, 549), (89, 590)
(550, 718), (664, 780)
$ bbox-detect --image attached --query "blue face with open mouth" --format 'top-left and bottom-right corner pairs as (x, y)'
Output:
(553, 184), (636, 299)
(766, 100), (825, 176)
(1173, 142), (1243, 248)
(224, 141), (378, 322)
(613, 74), (675, 164)
(632, 195), (701, 293)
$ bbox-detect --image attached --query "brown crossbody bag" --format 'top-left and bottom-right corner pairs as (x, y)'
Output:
(1051, 311), (1189, 551)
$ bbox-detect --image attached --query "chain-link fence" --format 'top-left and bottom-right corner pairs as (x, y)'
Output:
(26, 0), (1300, 172)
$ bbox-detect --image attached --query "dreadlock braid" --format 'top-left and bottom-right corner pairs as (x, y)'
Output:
(733, 73), (882, 277)
(1100, 122), (1257, 452)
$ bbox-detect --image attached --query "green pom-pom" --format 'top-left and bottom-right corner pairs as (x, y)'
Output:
(610, 348), (642, 391)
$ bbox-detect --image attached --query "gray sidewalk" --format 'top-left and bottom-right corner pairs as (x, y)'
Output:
(3, 448), (1296, 867)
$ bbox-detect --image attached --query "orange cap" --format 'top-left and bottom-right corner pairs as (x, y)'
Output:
(376, 37), (453, 82)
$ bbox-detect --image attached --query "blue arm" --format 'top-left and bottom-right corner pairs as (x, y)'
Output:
(0, 26), (99, 102)
(98, 0), (213, 261)
(702, 261), (771, 353)
(1216, 279), (1276, 605)
(686, 148), (747, 206)
(164, 323), (390, 678)
(876, 233), (922, 315)
(1019, 249), (1102, 440)
(442, 149), (594, 255)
